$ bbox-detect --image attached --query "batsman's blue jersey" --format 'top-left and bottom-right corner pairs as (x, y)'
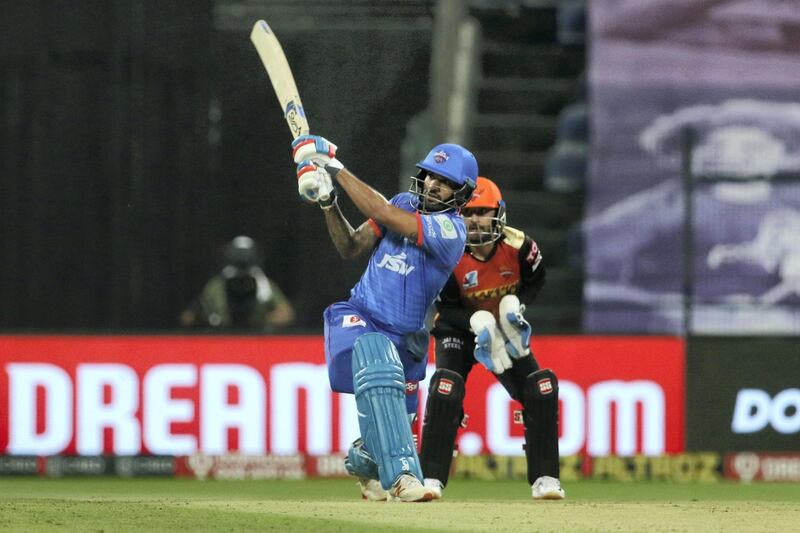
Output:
(324, 193), (466, 411)
(349, 193), (467, 334)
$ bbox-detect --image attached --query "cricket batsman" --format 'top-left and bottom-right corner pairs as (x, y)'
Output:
(292, 135), (477, 501)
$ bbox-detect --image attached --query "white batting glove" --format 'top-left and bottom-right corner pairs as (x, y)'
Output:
(498, 294), (531, 358)
(291, 135), (344, 176)
(470, 310), (513, 374)
(296, 160), (336, 208)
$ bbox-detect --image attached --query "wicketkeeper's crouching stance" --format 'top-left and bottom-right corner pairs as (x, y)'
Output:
(292, 134), (478, 501)
(419, 177), (565, 500)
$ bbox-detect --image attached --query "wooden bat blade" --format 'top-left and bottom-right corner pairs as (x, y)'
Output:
(250, 20), (310, 139)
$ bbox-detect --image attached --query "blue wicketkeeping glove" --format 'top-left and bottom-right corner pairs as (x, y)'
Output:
(498, 294), (531, 358)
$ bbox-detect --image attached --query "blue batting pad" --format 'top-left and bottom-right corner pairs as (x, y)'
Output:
(352, 332), (424, 489)
(323, 302), (426, 414)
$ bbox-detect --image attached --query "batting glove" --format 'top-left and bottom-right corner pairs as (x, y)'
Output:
(291, 134), (344, 177)
(296, 160), (336, 208)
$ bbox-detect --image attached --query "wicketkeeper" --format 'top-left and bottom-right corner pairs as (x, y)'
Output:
(419, 177), (565, 500)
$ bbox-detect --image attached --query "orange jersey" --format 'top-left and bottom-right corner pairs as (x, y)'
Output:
(449, 226), (541, 320)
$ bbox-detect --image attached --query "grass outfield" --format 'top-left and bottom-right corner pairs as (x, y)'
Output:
(1, 478), (798, 532)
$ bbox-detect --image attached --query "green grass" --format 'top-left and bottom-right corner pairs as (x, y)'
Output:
(1, 478), (798, 532)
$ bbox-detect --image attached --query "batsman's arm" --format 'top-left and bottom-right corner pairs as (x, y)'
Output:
(321, 201), (379, 259)
(332, 167), (420, 242)
(291, 134), (417, 246)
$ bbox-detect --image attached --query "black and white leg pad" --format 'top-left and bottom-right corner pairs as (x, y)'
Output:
(419, 369), (465, 486)
(523, 368), (560, 484)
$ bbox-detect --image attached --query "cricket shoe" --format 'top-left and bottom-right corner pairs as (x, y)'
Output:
(532, 476), (565, 500)
(424, 478), (444, 500)
(389, 474), (435, 502)
(357, 478), (390, 501)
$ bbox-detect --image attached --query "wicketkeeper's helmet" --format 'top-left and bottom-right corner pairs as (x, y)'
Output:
(463, 176), (506, 245)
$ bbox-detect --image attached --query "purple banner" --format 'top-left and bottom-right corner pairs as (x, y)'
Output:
(585, 0), (800, 334)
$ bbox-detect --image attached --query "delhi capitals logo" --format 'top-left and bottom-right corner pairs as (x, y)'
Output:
(434, 150), (450, 163)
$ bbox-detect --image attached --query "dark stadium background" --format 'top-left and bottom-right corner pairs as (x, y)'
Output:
(0, 1), (431, 331)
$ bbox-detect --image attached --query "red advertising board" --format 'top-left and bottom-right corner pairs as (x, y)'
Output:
(0, 335), (684, 457)
(461, 336), (685, 457)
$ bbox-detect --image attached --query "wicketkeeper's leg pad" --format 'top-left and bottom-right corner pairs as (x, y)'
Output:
(352, 332), (424, 490)
(523, 368), (560, 484)
(419, 369), (465, 486)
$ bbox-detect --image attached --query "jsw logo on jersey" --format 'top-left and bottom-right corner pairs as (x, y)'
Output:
(376, 252), (415, 276)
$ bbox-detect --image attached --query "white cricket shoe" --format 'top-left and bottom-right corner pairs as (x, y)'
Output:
(532, 476), (565, 500)
(424, 478), (444, 500)
(357, 478), (390, 501)
(389, 474), (435, 502)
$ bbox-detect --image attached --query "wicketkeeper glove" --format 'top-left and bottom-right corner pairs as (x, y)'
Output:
(470, 310), (513, 374)
(498, 294), (531, 357)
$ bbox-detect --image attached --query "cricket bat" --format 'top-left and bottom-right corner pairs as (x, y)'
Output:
(250, 20), (310, 139)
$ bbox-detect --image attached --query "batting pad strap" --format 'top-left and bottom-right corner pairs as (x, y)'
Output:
(344, 438), (379, 480)
(352, 333), (424, 489)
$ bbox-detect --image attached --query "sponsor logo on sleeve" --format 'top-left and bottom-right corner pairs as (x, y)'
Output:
(434, 215), (457, 239)
(526, 241), (542, 271)
(422, 217), (437, 238)
(463, 270), (478, 289)
(527, 241), (539, 262)
(538, 378), (553, 395)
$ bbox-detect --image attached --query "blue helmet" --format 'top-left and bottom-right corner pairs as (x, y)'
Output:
(416, 143), (478, 188)
(411, 143), (478, 212)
